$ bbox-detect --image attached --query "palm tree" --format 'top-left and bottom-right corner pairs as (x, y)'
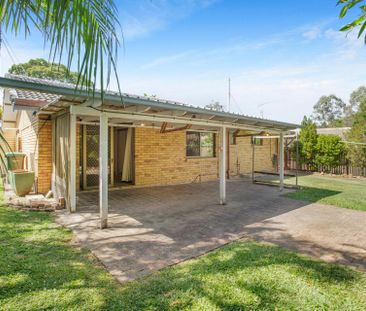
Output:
(0, 0), (121, 175)
(0, 0), (121, 97)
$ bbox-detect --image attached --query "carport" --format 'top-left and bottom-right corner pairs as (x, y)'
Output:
(65, 103), (296, 229)
(0, 74), (298, 229)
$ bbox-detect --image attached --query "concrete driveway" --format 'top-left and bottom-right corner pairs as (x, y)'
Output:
(56, 178), (366, 283)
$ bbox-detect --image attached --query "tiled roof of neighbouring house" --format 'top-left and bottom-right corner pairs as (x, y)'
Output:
(317, 127), (351, 139)
(7, 75), (62, 109)
(9, 88), (61, 106)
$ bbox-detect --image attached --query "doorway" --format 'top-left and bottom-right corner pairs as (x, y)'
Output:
(80, 125), (134, 190)
(114, 128), (134, 184)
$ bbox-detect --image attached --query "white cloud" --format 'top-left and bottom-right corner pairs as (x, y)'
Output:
(139, 21), (339, 70)
(122, 14), (163, 39)
(115, 25), (366, 124)
(141, 51), (196, 69)
(121, 0), (220, 39)
(140, 36), (286, 69)
(2, 16), (366, 126)
(302, 27), (322, 40)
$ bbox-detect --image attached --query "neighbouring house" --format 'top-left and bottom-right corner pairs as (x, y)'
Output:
(317, 127), (350, 140)
(0, 74), (297, 227)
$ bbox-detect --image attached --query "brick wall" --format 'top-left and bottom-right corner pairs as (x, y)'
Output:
(37, 120), (52, 193)
(229, 136), (278, 176)
(134, 128), (278, 187)
(50, 124), (278, 191)
(18, 111), (38, 173)
(134, 127), (219, 186)
(2, 126), (17, 151)
(36, 117), (80, 194)
(16, 111), (53, 194)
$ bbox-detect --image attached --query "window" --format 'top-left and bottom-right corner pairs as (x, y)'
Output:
(186, 131), (215, 157)
(230, 132), (236, 145)
(251, 137), (263, 146)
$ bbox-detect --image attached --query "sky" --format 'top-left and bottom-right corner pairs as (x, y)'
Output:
(1, 0), (366, 124)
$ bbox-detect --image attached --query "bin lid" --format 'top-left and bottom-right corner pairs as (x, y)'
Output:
(5, 152), (26, 158)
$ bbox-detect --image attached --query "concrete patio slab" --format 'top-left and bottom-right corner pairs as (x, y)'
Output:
(55, 178), (366, 283)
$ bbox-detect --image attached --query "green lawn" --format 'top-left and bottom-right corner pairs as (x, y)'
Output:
(284, 174), (366, 211)
(1, 190), (366, 310)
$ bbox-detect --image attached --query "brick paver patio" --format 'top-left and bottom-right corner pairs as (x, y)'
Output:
(56, 178), (366, 283)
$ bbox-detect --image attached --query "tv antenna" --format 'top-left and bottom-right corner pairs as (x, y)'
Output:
(228, 77), (231, 112)
(257, 102), (271, 118)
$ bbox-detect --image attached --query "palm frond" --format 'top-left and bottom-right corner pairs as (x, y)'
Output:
(0, 0), (121, 98)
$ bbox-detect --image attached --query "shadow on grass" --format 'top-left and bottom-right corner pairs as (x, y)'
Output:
(0, 206), (120, 309)
(285, 186), (341, 203)
(1, 205), (365, 310)
(111, 241), (364, 310)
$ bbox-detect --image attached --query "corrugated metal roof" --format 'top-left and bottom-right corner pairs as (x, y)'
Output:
(0, 74), (299, 131)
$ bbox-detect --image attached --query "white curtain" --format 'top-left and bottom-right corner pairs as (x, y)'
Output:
(121, 128), (132, 182)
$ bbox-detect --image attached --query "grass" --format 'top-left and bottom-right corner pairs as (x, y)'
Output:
(1, 188), (366, 310)
(284, 174), (366, 211)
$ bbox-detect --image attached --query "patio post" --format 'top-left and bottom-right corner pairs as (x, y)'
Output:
(99, 113), (109, 229)
(220, 126), (227, 205)
(69, 113), (77, 212)
(279, 132), (285, 191)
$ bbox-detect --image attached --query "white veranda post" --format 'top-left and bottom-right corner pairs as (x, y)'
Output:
(99, 113), (109, 229)
(279, 132), (285, 191)
(69, 113), (77, 212)
(220, 126), (227, 205)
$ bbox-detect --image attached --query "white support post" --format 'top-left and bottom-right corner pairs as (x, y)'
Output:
(82, 125), (87, 189)
(69, 113), (77, 212)
(110, 126), (115, 187)
(99, 113), (109, 229)
(279, 132), (285, 191)
(51, 118), (56, 195)
(220, 126), (227, 205)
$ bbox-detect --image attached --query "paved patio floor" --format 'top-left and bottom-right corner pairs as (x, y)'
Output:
(56, 178), (366, 283)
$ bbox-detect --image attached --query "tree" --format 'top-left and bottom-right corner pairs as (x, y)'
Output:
(311, 95), (346, 127)
(0, 0), (121, 96)
(350, 86), (366, 111)
(315, 135), (345, 171)
(338, 0), (366, 42)
(8, 58), (90, 85)
(298, 116), (318, 168)
(346, 99), (366, 171)
(343, 86), (366, 125)
(205, 101), (224, 112)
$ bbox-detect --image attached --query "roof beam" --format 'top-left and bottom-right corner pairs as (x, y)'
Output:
(160, 122), (192, 134)
(70, 105), (285, 133)
(78, 99), (103, 108)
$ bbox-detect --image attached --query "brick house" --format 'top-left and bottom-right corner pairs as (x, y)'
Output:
(1, 74), (297, 228)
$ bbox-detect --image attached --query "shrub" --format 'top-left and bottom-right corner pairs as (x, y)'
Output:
(298, 116), (318, 169)
(315, 135), (345, 171)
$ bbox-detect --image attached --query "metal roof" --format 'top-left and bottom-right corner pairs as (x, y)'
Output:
(0, 74), (299, 131)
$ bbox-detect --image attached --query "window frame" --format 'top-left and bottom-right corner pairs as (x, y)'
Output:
(186, 131), (216, 158)
(230, 131), (236, 145)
